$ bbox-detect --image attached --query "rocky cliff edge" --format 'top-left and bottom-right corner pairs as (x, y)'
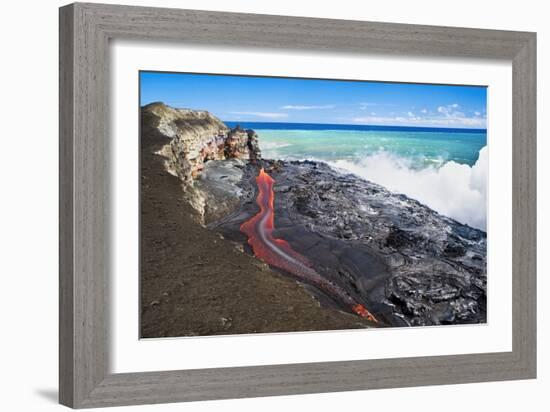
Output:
(141, 102), (261, 183)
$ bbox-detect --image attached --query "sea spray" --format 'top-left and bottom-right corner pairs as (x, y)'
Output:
(329, 147), (488, 230)
(229, 122), (487, 230)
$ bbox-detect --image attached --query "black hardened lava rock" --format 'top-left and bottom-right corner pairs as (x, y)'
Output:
(210, 159), (487, 327)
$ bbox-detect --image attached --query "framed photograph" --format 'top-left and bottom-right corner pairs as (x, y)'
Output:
(59, 2), (536, 408)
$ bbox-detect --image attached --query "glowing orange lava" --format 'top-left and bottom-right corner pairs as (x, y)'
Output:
(352, 304), (379, 323)
(240, 168), (378, 323)
(240, 169), (311, 271)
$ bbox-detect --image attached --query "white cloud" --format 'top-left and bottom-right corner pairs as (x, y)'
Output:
(230, 111), (288, 119)
(352, 110), (487, 128)
(353, 116), (406, 124)
(281, 104), (335, 110)
(356, 103), (485, 127)
(437, 103), (464, 117)
(359, 102), (396, 110)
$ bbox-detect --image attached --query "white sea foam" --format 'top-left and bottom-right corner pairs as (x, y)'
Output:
(260, 141), (292, 150)
(329, 146), (488, 230)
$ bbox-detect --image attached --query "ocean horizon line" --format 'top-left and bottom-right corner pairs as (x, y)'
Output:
(223, 120), (487, 133)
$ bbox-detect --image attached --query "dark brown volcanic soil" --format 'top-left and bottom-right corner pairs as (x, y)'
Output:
(140, 119), (373, 338)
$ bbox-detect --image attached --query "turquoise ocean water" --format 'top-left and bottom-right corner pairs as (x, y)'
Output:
(225, 121), (488, 230)
(225, 122), (486, 167)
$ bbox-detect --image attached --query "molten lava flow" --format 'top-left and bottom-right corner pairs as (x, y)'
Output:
(241, 168), (378, 323)
(352, 304), (378, 323)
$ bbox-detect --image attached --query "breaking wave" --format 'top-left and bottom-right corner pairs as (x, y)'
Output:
(260, 141), (292, 150)
(329, 147), (488, 230)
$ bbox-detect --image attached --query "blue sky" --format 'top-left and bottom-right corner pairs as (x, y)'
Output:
(140, 72), (487, 129)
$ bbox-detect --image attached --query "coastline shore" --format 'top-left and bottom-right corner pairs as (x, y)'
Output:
(140, 103), (487, 337)
(140, 108), (375, 338)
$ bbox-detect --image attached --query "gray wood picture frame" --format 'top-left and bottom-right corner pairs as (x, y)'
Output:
(59, 2), (537, 409)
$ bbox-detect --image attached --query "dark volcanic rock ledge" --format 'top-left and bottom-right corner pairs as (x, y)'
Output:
(209, 160), (487, 327)
(141, 102), (261, 222)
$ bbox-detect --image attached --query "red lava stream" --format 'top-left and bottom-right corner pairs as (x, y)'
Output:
(240, 168), (378, 323)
